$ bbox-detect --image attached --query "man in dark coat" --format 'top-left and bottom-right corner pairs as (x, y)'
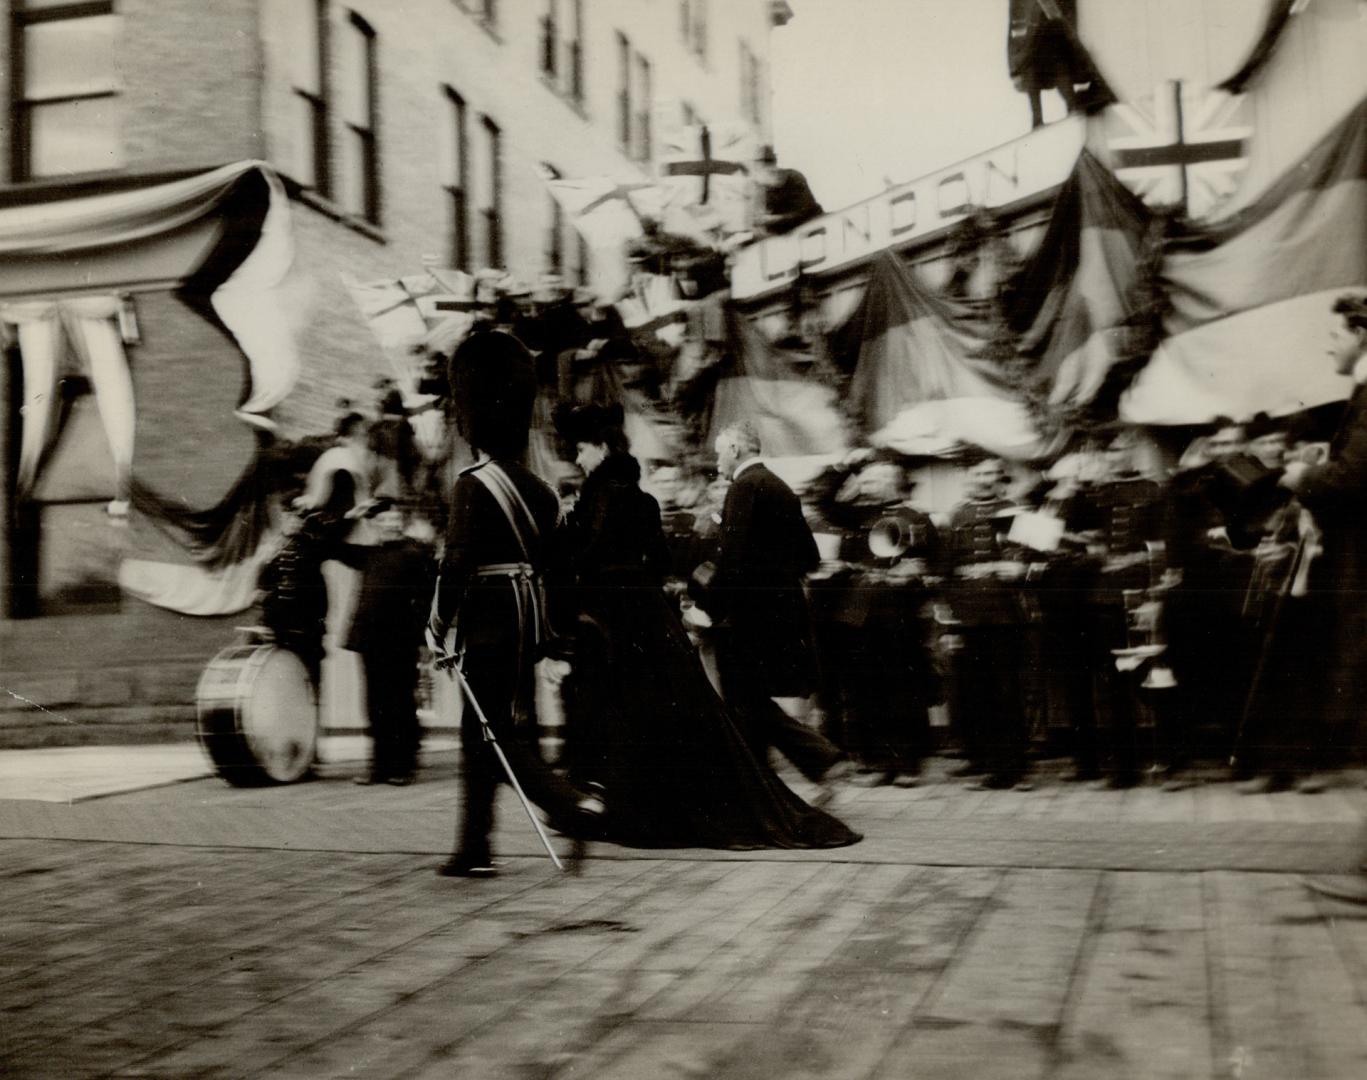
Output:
(753, 146), (823, 236)
(707, 421), (849, 799)
(1293, 292), (1367, 904)
(1282, 295), (1367, 773)
(427, 330), (601, 878)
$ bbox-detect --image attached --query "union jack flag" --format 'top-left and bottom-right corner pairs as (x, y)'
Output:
(658, 122), (756, 236)
(1105, 81), (1252, 220)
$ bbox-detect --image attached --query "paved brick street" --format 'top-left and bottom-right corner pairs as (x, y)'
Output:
(4, 753), (1367, 1079)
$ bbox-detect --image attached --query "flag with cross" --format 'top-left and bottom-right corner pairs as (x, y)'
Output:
(543, 174), (667, 251)
(658, 122), (756, 236)
(1104, 80), (1252, 220)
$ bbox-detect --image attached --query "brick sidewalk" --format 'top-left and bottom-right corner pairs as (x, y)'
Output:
(3, 766), (1367, 1078)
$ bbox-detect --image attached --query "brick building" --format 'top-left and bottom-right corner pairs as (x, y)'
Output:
(0, 0), (788, 745)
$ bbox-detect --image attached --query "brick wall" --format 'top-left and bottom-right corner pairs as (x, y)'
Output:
(0, 0), (261, 184)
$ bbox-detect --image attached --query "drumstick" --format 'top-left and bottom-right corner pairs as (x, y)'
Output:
(435, 653), (566, 872)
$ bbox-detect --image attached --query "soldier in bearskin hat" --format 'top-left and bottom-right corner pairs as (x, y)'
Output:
(427, 328), (603, 877)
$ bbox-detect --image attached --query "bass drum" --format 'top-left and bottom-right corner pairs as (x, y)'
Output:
(197, 644), (318, 785)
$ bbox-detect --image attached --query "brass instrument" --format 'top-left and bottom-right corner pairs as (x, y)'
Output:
(1113, 540), (1177, 689)
(868, 513), (914, 559)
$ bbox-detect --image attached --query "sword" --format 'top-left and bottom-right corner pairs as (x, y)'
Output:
(434, 651), (565, 872)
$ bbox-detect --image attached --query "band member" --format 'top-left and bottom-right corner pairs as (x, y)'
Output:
(1229, 415), (1327, 793)
(257, 506), (331, 689)
(707, 421), (852, 804)
(941, 454), (1033, 790)
(427, 329), (602, 878)
(1072, 432), (1171, 788)
(342, 500), (435, 787)
(810, 451), (939, 786)
(1164, 418), (1258, 779)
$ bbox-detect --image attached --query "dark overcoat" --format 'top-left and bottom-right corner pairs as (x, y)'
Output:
(1293, 383), (1367, 750)
(713, 463), (821, 697)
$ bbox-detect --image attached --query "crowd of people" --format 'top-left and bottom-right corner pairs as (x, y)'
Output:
(255, 291), (1367, 887)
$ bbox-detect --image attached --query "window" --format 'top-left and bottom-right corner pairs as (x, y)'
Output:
(680, 0), (708, 61)
(633, 55), (653, 163)
(740, 42), (762, 126)
(443, 86), (469, 269)
(615, 32), (631, 151)
(543, 164), (564, 275)
(10, 0), (123, 181)
(288, 0), (331, 197)
(338, 12), (379, 223)
(482, 116), (502, 268)
(539, 0), (557, 78)
(566, 0), (584, 104)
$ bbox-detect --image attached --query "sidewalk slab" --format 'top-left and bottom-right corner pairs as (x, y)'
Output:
(0, 737), (458, 803)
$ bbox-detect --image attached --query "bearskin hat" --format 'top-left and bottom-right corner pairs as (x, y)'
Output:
(447, 329), (536, 459)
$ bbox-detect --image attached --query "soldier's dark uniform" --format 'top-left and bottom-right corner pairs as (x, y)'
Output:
(428, 330), (594, 876)
(1073, 476), (1169, 785)
(942, 497), (1030, 787)
(823, 505), (939, 783)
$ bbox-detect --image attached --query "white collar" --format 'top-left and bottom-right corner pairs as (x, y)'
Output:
(734, 456), (763, 479)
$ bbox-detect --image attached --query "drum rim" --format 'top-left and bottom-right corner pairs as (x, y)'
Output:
(197, 644), (317, 782)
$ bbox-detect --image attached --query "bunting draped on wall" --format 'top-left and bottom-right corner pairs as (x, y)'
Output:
(0, 296), (136, 506)
(1005, 149), (1156, 411)
(0, 161), (304, 615)
(705, 306), (848, 459)
(1008, 0), (1309, 116)
(835, 251), (1015, 432)
(1217, 0), (1313, 95)
(0, 161), (299, 424)
(829, 251), (1063, 461)
(1121, 94), (1367, 425)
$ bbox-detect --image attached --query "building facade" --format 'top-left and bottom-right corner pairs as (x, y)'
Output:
(0, 0), (785, 745)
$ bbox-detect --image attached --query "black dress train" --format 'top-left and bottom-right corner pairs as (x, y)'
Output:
(555, 452), (860, 850)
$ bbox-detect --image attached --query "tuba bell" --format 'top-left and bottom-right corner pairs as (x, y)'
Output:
(868, 512), (915, 560)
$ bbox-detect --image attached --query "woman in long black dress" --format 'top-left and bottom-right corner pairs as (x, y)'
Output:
(553, 404), (859, 850)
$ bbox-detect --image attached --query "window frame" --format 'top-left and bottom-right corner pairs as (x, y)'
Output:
(289, 0), (333, 199)
(633, 53), (652, 163)
(615, 31), (631, 151)
(340, 10), (380, 224)
(539, 0), (557, 79)
(443, 85), (469, 270)
(566, 0), (584, 105)
(9, 0), (123, 183)
(481, 115), (502, 268)
(543, 163), (564, 276)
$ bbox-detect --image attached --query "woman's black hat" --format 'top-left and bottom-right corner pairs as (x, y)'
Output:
(554, 402), (626, 447)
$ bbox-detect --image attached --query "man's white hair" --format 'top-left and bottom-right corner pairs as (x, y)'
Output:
(719, 420), (762, 460)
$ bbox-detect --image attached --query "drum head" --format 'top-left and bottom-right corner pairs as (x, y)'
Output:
(241, 648), (318, 782)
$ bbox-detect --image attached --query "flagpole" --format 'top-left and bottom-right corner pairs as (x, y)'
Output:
(1172, 80), (1189, 217)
